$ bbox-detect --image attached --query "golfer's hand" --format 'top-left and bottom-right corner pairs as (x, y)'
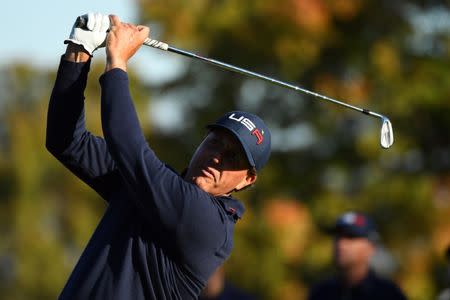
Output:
(105, 15), (150, 72)
(65, 12), (110, 56)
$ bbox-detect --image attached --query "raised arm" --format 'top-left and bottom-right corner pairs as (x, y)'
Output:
(46, 14), (122, 200)
(100, 16), (224, 232)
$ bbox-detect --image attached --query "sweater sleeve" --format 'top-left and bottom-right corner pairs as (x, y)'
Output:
(46, 57), (123, 200)
(99, 69), (224, 234)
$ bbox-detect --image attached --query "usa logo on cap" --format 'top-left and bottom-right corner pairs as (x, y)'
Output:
(207, 111), (272, 171)
(228, 113), (264, 145)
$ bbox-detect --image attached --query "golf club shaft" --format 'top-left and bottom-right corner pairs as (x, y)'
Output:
(143, 38), (386, 121)
(145, 37), (394, 149)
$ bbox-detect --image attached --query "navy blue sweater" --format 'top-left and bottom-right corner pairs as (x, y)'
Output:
(307, 270), (407, 300)
(46, 58), (244, 300)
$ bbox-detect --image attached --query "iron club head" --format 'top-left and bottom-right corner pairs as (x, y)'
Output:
(380, 117), (394, 149)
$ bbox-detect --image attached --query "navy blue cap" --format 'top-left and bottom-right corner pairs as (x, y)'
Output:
(207, 111), (271, 172)
(333, 212), (379, 243)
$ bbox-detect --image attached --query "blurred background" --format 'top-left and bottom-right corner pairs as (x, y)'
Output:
(1, 0), (450, 299)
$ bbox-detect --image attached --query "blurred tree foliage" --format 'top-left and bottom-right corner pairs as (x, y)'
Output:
(0, 0), (449, 299)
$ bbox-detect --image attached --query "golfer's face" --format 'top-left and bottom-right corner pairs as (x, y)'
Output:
(185, 128), (255, 196)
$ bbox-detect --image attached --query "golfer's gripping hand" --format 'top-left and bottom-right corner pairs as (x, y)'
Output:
(105, 15), (150, 72)
(65, 12), (110, 56)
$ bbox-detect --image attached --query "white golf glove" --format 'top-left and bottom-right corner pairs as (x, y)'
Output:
(64, 12), (110, 55)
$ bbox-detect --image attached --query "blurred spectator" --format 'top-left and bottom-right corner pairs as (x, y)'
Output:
(199, 266), (258, 300)
(308, 211), (407, 300)
(437, 246), (450, 300)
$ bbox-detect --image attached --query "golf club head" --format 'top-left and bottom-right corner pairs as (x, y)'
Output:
(380, 117), (394, 149)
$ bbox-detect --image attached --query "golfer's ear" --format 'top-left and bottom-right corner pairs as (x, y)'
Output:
(246, 173), (257, 185)
(235, 173), (257, 191)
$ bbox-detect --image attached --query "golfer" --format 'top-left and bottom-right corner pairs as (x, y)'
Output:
(46, 13), (271, 300)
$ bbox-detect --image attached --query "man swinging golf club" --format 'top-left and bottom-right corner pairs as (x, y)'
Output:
(46, 13), (271, 300)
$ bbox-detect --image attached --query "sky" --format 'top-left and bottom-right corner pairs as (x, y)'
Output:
(2, 0), (137, 68)
(1, 0), (184, 84)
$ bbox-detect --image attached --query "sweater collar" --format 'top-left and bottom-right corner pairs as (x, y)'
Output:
(217, 196), (245, 221)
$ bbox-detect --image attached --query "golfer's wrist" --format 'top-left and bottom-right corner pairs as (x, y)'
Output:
(105, 57), (127, 72)
(64, 43), (91, 62)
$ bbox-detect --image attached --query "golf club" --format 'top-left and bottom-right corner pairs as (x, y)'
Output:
(76, 16), (394, 149)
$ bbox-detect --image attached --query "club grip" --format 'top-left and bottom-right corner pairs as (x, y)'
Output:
(143, 38), (169, 51)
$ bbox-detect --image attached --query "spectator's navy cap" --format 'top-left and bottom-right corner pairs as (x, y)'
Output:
(332, 212), (379, 243)
(207, 111), (271, 172)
